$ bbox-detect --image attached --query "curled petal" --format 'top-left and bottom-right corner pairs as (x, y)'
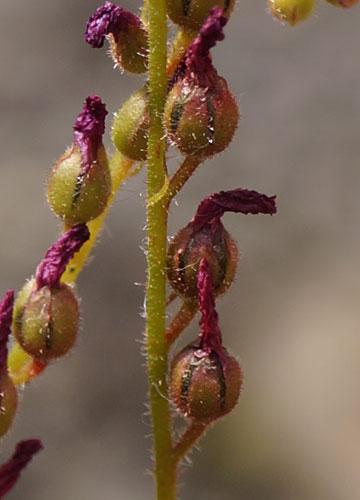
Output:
(73, 95), (107, 175)
(186, 7), (228, 86)
(191, 188), (277, 233)
(197, 259), (223, 355)
(0, 290), (14, 372)
(35, 224), (90, 290)
(0, 440), (43, 499)
(85, 1), (142, 48)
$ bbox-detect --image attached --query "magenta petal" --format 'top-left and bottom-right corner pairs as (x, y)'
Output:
(191, 188), (277, 233)
(73, 95), (107, 176)
(0, 290), (14, 372)
(197, 259), (223, 355)
(85, 1), (142, 48)
(35, 224), (90, 290)
(0, 440), (43, 499)
(186, 7), (228, 86)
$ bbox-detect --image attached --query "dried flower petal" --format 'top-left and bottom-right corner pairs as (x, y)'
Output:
(197, 259), (223, 355)
(85, 1), (142, 48)
(0, 291), (14, 373)
(73, 95), (107, 176)
(191, 188), (277, 233)
(185, 7), (228, 87)
(0, 440), (43, 499)
(35, 224), (90, 290)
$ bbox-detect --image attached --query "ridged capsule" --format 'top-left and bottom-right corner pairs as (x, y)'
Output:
(112, 86), (149, 162)
(47, 95), (111, 225)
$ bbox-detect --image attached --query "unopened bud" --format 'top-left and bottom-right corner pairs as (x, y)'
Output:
(164, 8), (238, 159)
(268, 0), (315, 25)
(12, 225), (89, 361)
(112, 86), (149, 162)
(85, 2), (148, 74)
(47, 95), (111, 225)
(167, 188), (277, 301)
(166, 0), (235, 33)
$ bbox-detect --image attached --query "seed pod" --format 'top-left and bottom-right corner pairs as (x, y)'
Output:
(47, 95), (111, 225)
(268, 0), (315, 25)
(0, 290), (18, 437)
(167, 221), (238, 301)
(12, 279), (79, 362)
(85, 2), (148, 74)
(165, 76), (238, 159)
(170, 342), (242, 423)
(12, 225), (89, 362)
(166, 0), (236, 33)
(167, 188), (277, 302)
(112, 86), (149, 162)
(324, 0), (359, 6)
(164, 8), (239, 159)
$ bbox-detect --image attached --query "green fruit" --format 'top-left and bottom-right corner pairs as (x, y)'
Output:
(268, 0), (315, 25)
(166, 0), (235, 33)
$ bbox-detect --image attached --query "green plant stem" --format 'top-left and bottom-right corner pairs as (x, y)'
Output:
(167, 28), (197, 78)
(166, 301), (198, 348)
(172, 422), (208, 466)
(146, 0), (176, 498)
(164, 156), (203, 208)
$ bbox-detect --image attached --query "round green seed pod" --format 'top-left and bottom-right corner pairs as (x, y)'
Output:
(13, 279), (79, 362)
(164, 76), (239, 159)
(268, 0), (315, 25)
(0, 373), (18, 438)
(47, 146), (111, 225)
(167, 222), (238, 302)
(166, 0), (235, 33)
(112, 87), (149, 162)
(170, 342), (242, 423)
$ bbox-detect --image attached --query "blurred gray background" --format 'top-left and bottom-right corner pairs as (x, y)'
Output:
(1, 1), (360, 499)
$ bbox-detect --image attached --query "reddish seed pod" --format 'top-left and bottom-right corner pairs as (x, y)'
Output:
(170, 342), (243, 423)
(164, 76), (239, 159)
(167, 221), (238, 302)
(12, 279), (79, 362)
(324, 0), (359, 6)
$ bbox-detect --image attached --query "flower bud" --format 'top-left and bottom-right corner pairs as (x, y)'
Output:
(164, 8), (239, 159)
(47, 95), (111, 225)
(85, 2), (148, 74)
(166, 0), (236, 33)
(170, 260), (242, 423)
(268, 0), (315, 25)
(112, 86), (149, 162)
(0, 290), (18, 437)
(167, 188), (277, 301)
(12, 225), (89, 362)
(324, 0), (359, 6)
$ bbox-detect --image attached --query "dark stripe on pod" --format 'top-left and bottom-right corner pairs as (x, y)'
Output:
(180, 350), (197, 408)
(214, 353), (227, 409)
(170, 101), (186, 135)
(181, 0), (192, 16)
(224, 0), (231, 12)
(72, 173), (85, 207)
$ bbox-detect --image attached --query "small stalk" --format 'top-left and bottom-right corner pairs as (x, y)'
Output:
(166, 301), (198, 348)
(164, 156), (203, 208)
(172, 422), (208, 466)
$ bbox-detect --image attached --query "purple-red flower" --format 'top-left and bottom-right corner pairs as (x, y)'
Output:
(0, 440), (43, 499)
(85, 2), (142, 48)
(35, 224), (90, 290)
(73, 95), (107, 176)
(190, 188), (277, 234)
(0, 290), (14, 373)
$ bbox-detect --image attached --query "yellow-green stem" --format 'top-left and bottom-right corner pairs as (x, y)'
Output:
(146, 0), (176, 498)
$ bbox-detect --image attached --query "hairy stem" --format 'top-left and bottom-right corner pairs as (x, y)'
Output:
(164, 156), (203, 208)
(166, 301), (198, 348)
(167, 29), (197, 78)
(146, 0), (177, 498)
(172, 422), (208, 466)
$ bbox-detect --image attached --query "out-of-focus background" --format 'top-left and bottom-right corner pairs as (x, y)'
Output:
(1, 1), (360, 499)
